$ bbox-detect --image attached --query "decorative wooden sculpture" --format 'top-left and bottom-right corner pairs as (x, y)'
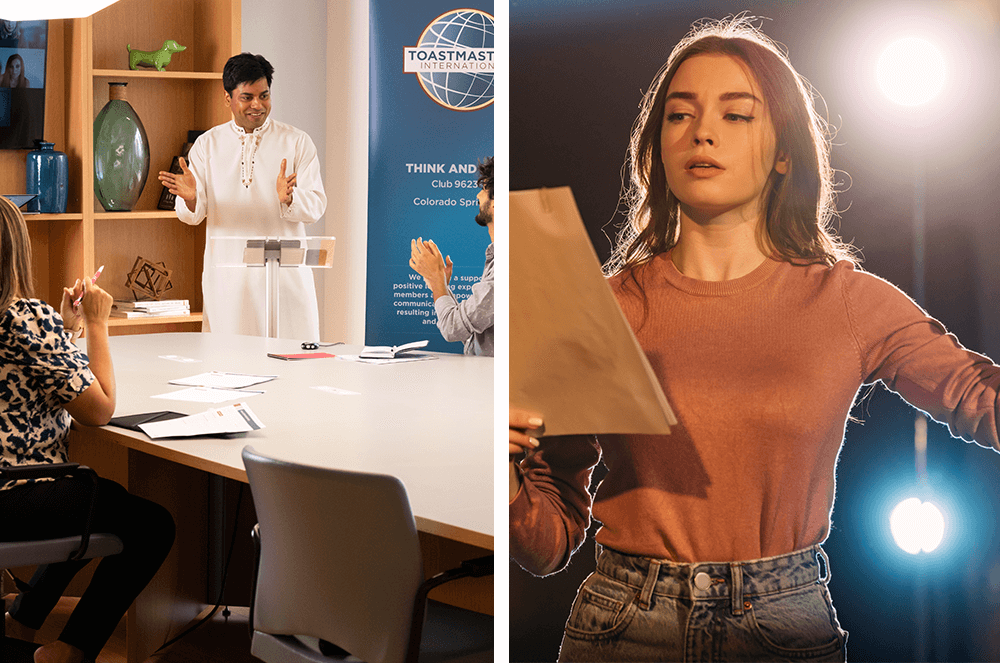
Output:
(125, 256), (173, 300)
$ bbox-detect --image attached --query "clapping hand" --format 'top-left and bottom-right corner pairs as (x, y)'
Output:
(409, 238), (453, 297)
(277, 158), (296, 205)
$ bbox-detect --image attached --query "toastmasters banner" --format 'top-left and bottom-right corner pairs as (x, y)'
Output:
(366, 1), (495, 353)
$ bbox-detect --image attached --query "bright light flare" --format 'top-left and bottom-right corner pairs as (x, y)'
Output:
(890, 497), (945, 554)
(0, 0), (121, 20)
(877, 37), (946, 106)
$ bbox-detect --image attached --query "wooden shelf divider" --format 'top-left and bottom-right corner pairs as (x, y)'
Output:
(93, 69), (223, 80)
(94, 211), (180, 220)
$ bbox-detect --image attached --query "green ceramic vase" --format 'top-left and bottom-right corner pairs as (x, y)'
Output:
(93, 82), (150, 211)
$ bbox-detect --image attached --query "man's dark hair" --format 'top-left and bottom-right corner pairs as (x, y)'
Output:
(223, 53), (274, 94)
(477, 157), (493, 200)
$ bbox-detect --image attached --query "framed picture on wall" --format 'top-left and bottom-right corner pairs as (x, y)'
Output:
(0, 19), (47, 149)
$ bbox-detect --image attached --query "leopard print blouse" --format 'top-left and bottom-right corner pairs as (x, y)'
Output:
(1, 299), (95, 489)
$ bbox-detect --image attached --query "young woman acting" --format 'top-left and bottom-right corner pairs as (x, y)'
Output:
(510, 17), (1000, 662)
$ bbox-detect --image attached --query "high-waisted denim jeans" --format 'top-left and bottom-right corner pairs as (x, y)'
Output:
(558, 544), (848, 662)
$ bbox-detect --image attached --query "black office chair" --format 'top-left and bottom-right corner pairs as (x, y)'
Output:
(242, 445), (493, 663)
(1, 463), (124, 659)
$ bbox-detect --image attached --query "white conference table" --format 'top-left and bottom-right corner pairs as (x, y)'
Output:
(66, 332), (492, 661)
(80, 332), (494, 549)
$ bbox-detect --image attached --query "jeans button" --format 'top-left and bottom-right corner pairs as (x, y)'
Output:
(693, 571), (712, 590)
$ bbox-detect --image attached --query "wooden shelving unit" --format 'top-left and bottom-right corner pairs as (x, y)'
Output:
(93, 69), (224, 79)
(0, 0), (239, 335)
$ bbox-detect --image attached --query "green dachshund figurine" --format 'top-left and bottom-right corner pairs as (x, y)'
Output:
(127, 39), (186, 71)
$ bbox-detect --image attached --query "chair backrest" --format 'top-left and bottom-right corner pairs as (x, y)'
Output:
(242, 445), (425, 663)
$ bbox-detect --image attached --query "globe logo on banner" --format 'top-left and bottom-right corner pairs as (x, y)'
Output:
(403, 9), (494, 111)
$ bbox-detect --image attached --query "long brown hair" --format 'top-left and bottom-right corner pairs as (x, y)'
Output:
(606, 16), (856, 280)
(0, 196), (35, 310)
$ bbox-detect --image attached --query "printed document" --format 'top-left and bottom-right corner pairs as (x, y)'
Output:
(138, 402), (265, 438)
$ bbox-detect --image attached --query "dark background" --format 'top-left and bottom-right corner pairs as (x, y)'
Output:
(510, 1), (1000, 661)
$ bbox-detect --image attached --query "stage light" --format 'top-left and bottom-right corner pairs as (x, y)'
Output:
(877, 37), (946, 106)
(890, 497), (945, 554)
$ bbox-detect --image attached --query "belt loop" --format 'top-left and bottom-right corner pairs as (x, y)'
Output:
(815, 545), (831, 583)
(730, 563), (745, 616)
(638, 559), (660, 610)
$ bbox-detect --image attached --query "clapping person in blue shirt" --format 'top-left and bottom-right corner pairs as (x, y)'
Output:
(409, 157), (495, 356)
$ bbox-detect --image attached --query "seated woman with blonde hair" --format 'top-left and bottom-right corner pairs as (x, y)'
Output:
(0, 196), (175, 663)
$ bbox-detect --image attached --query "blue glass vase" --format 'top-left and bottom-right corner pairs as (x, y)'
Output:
(93, 82), (150, 211)
(26, 140), (69, 213)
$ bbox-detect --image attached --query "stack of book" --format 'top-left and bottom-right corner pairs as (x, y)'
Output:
(111, 299), (191, 319)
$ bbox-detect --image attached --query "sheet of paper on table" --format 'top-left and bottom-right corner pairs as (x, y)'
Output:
(510, 186), (677, 437)
(168, 371), (277, 389)
(312, 385), (361, 396)
(159, 355), (202, 363)
(151, 386), (264, 404)
(138, 402), (265, 438)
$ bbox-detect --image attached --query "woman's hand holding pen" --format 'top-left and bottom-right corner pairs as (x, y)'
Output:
(60, 279), (85, 332)
(510, 407), (543, 501)
(61, 278), (112, 330)
(61, 277), (116, 425)
(61, 266), (107, 331)
(78, 280), (113, 326)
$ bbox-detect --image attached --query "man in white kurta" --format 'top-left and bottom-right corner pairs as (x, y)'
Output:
(157, 53), (326, 339)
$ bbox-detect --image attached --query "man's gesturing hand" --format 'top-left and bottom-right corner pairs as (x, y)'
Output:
(277, 158), (297, 205)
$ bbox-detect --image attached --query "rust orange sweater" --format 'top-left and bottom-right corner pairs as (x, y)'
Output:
(510, 254), (1000, 575)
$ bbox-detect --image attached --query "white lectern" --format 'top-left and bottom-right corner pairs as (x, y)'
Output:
(210, 236), (336, 338)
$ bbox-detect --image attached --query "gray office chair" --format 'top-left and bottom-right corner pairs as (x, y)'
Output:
(242, 445), (493, 663)
(1, 463), (124, 659)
